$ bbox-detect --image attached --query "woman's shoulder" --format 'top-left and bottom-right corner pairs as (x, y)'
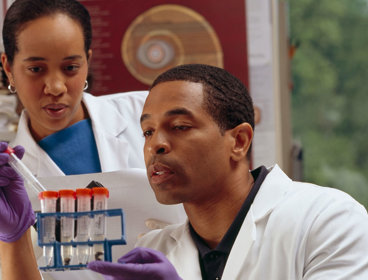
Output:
(84, 91), (148, 102)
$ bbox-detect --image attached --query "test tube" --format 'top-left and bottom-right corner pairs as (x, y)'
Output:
(75, 188), (92, 264)
(38, 191), (58, 267)
(5, 146), (46, 194)
(59, 190), (75, 266)
(91, 187), (109, 261)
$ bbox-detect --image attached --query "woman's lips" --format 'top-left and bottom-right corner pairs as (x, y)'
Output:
(43, 104), (67, 118)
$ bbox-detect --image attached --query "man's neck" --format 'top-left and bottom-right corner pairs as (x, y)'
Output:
(184, 169), (254, 249)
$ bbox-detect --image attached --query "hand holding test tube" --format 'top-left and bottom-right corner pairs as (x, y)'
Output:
(0, 143), (35, 242)
(5, 146), (46, 194)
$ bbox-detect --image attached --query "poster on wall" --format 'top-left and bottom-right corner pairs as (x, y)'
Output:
(79, 0), (249, 95)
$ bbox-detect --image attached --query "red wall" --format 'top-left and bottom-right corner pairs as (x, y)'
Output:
(80, 0), (249, 95)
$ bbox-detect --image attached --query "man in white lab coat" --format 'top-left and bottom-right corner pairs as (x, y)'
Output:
(1, 64), (368, 280)
(90, 64), (368, 279)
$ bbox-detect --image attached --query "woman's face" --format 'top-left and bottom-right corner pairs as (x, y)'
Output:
(2, 13), (91, 141)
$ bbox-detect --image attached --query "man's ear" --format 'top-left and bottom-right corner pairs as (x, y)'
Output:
(1, 53), (14, 86)
(229, 122), (253, 162)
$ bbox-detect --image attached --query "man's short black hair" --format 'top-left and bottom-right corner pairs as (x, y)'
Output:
(151, 64), (254, 159)
(151, 64), (254, 133)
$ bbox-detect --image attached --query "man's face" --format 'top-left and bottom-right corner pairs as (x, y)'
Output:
(141, 81), (233, 205)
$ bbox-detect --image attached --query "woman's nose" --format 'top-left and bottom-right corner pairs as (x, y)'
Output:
(44, 75), (67, 96)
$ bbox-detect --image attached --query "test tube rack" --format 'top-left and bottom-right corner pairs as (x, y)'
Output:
(36, 208), (126, 271)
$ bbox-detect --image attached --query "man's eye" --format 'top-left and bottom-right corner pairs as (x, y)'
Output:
(173, 125), (190, 131)
(143, 130), (153, 137)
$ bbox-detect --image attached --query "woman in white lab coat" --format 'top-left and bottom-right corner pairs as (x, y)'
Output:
(0, 1), (183, 279)
(1, 0), (147, 178)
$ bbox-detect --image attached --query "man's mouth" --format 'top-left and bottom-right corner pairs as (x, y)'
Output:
(149, 163), (175, 184)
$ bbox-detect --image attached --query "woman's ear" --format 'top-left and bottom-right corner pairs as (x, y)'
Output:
(1, 53), (14, 85)
(87, 49), (92, 62)
(229, 122), (253, 162)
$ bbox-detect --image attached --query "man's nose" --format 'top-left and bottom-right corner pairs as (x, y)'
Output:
(148, 132), (171, 155)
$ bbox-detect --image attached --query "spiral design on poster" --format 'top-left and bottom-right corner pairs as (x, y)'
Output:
(122, 4), (223, 85)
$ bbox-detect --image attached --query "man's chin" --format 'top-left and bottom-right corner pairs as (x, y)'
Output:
(154, 192), (183, 205)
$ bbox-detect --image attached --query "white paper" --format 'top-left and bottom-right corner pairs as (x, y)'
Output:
(31, 168), (187, 280)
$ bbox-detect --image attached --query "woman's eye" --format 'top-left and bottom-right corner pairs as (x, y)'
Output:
(28, 66), (42, 73)
(64, 65), (80, 72)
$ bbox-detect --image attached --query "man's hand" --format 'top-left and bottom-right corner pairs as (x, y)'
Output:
(88, 247), (182, 280)
(0, 142), (35, 242)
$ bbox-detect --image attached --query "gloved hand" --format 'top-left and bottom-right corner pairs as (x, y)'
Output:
(0, 142), (35, 242)
(87, 247), (182, 280)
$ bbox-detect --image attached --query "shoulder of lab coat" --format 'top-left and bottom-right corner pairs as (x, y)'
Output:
(230, 164), (368, 279)
(11, 91), (148, 177)
(136, 165), (368, 280)
(83, 91), (148, 170)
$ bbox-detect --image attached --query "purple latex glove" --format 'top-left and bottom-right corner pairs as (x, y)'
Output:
(87, 247), (182, 280)
(0, 142), (35, 242)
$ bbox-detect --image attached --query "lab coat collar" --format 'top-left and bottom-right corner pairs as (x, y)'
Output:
(222, 164), (292, 279)
(83, 93), (130, 170)
(168, 222), (202, 278)
(82, 93), (128, 136)
(13, 110), (63, 176)
(15, 110), (39, 155)
(251, 164), (292, 221)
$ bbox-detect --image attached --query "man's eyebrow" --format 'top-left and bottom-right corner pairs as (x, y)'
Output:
(140, 113), (150, 123)
(23, 55), (83, 62)
(23, 57), (46, 62)
(140, 107), (194, 123)
(165, 108), (193, 118)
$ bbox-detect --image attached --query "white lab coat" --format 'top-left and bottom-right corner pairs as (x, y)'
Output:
(11, 91), (148, 176)
(137, 165), (368, 280)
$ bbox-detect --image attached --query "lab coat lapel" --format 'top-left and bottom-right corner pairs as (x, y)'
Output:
(221, 207), (256, 280)
(13, 111), (64, 177)
(36, 148), (64, 176)
(222, 165), (292, 279)
(83, 94), (130, 170)
(167, 223), (202, 279)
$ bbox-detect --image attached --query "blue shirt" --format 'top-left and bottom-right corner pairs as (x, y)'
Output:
(39, 119), (101, 175)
